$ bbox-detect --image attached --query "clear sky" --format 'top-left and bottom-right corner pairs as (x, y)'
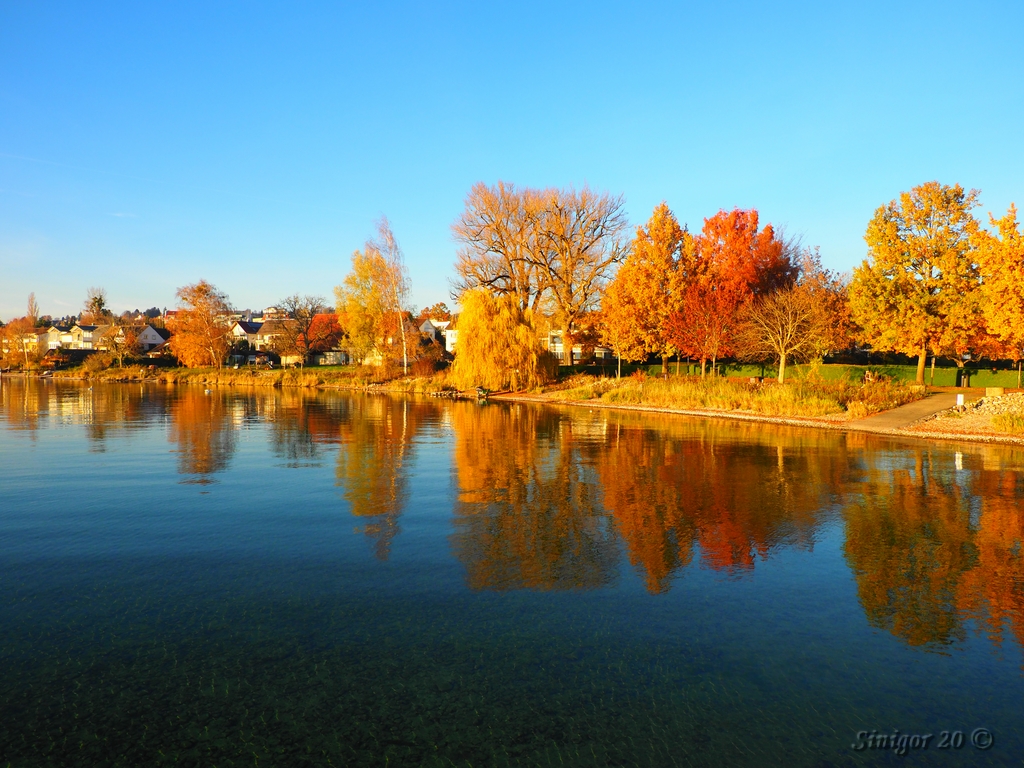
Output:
(2, 0), (1022, 322)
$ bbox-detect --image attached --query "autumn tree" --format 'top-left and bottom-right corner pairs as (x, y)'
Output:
(452, 181), (546, 312)
(169, 280), (232, 368)
(274, 294), (329, 365)
(82, 287), (110, 325)
(530, 186), (629, 365)
(335, 218), (411, 371)
(734, 287), (818, 383)
(416, 302), (452, 323)
(850, 182), (984, 384)
(795, 247), (853, 364)
(599, 283), (648, 377)
(976, 204), (1024, 385)
(27, 293), (39, 325)
(667, 208), (795, 376)
(451, 288), (556, 391)
(601, 203), (692, 373)
(453, 182), (629, 365)
(735, 248), (852, 382)
(103, 320), (141, 367)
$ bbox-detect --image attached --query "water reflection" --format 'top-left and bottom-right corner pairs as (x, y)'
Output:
(844, 445), (1024, 649)
(2, 379), (1023, 655)
(450, 402), (619, 590)
(167, 388), (239, 481)
(335, 395), (424, 560)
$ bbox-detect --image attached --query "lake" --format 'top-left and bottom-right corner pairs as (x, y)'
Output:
(2, 378), (1023, 766)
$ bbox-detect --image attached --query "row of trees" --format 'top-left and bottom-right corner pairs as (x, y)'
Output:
(169, 283), (339, 368)
(450, 183), (847, 384)
(450, 180), (1024, 387)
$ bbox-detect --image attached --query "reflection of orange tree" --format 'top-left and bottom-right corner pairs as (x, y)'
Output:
(597, 424), (695, 593)
(955, 467), (1024, 649)
(335, 396), (426, 560)
(598, 414), (839, 591)
(843, 450), (975, 647)
(168, 389), (237, 479)
(450, 403), (618, 591)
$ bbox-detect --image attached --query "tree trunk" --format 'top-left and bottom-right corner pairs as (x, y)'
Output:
(778, 354), (787, 383)
(916, 348), (927, 384)
(701, 358), (707, 377)
(1018, 360), (1022, 389)
(930, 355), (936, 387)
(562, 327), (575, 367)
(661, 355), (668, 375)
(617, 352), (621, 379)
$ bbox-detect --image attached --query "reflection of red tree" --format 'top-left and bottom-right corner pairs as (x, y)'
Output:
(697, 509), (757, 572)
(598, 415), (839, 591)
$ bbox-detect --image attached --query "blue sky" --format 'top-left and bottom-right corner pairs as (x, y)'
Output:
(2, 0), (1022, 321)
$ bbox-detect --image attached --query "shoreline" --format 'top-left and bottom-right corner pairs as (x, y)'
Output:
(489, 391), (1024, 448)
(7, 369), (1023, 447)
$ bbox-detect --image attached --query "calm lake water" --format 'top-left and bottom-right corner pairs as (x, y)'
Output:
(2, 379), (1023, 767)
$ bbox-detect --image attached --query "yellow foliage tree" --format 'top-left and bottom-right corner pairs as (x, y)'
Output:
(850, 182), (984, 384)
(451, 288), (555, 391)
(976, 204), (1024, 384)
(334, 218), (411, 369)
(169, 280), (231, 368)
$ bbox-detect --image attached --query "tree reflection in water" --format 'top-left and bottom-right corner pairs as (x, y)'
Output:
(335, 395), (423, 560)
(450, 402), (619, 591)
(956, 460), (1024, 649)
(3, 378), (1023, 656)
(597, 413), (847, 592)
(844, 444), (1024, 650)
(167, 387), (238, 482)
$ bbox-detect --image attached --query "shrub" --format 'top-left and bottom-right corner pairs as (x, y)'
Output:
(82, 352), (114, 373)
(412, 356), (440, 376)
(992, 413), (1024, 435)
(846, 401), (869, 420)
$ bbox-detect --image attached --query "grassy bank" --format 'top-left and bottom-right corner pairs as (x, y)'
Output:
(52, 364), (454, 393)
(567, 361), (1024, 389)
(547, 372), (924, 419)
(49, 362), (926, 418)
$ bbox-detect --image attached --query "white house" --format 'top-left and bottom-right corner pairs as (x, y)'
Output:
(230, 320), (263, 348)
(137, 324), (171, 351)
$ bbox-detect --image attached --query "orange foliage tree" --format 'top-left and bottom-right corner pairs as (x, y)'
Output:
(600, 203), (693, 374)
(169, 280), (232, 368)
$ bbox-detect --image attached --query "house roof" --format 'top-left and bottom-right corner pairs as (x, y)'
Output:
(258, 319), (297, 335)
(234, 321), (263, 334)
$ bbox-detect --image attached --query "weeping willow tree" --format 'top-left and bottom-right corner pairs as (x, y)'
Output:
(452, 288), (556, 391)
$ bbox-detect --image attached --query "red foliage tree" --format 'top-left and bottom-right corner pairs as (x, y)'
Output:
(667, 208), (795, 375)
